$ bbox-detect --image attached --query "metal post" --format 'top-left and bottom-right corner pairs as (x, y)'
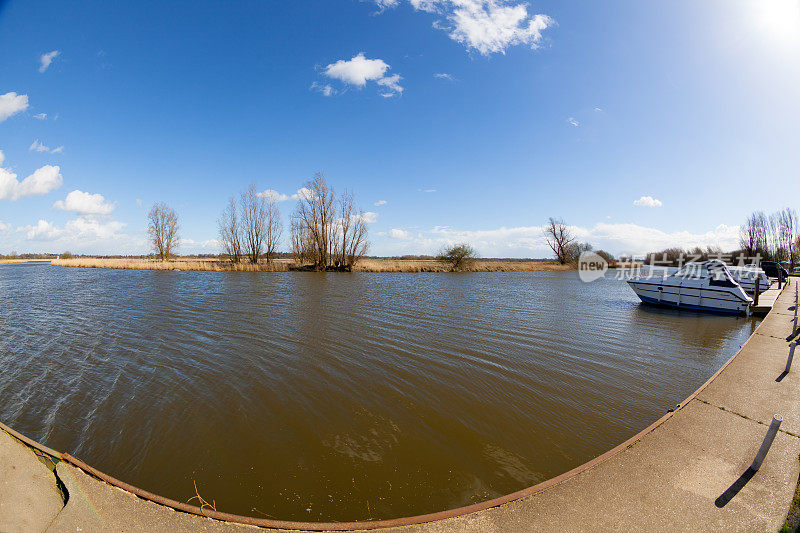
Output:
(785, 343), (797, 374)
(751, 414), (783, 471)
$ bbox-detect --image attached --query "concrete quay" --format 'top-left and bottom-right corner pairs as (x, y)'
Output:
(2, 279), (799, 532)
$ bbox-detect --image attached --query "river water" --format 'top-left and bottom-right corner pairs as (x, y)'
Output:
(0, 262), (759, 520)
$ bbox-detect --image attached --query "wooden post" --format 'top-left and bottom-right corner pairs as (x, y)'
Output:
(754, 277), (760, 307)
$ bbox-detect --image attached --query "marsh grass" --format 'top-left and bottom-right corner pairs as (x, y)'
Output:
(51, 257), (573, 273)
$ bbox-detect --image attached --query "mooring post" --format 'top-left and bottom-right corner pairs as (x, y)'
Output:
(785, 343), (797, 375)
(751, 414), (783, 471)
(754, 277), (760, 307)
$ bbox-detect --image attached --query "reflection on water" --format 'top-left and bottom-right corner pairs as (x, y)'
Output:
(0, 263), (759, 520)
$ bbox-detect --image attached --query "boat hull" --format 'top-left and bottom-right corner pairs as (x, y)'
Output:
(628, 280), (750, 316)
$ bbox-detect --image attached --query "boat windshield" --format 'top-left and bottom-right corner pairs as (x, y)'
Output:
(672, 263), (708, 279)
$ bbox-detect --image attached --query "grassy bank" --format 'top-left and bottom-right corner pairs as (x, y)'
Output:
(51, 257), (573, 273)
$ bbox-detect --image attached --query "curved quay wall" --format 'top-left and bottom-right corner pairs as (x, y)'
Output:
(2, 279), (797, 531)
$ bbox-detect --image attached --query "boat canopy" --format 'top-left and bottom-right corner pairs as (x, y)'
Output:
(672, 260), (738, 287)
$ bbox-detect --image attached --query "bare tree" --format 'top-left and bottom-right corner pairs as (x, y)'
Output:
(218, 196), (243, 263)
(739, 211), (769, 258)
(263, 198), (283, 262)
(240, 184), (269, 264)
(292, 173), (336, 269)
(148, 202), (180, 260)
(775, 208), (798, 267)
(291, 212), (315, 265)
(544, 217), (575, 264)
(346, 209), (370, 267)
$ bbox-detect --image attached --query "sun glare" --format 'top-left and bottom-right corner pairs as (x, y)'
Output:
(752, 0), (800, 47)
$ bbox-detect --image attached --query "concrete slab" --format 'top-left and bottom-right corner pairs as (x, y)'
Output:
(698, 334), (800, 435)
(0, 429), (64, 533)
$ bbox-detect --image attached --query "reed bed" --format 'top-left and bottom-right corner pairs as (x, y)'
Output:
(0, 259), (53, 264)
(51, 257), (291, 271)
(353, 259), (572, 272)
(52, 257), (571, 273)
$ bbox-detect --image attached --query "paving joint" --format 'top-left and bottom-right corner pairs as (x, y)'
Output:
(695, 397), (800, 438)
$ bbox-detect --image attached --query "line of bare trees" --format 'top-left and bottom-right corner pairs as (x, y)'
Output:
(218, 184), (283, 264)
(739, 208), (799, 267)
(290, 173), (369, 270)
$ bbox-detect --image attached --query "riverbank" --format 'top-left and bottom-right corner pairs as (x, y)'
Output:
(50, 257), (573, 273)
(0, 259), (52, 265)
(1, 279), (797, 531)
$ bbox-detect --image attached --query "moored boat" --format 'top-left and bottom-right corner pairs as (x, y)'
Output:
(627, 260), (752, 315)
(727, 265), (771, 295)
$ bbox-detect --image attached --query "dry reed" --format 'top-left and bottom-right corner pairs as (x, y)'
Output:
(51, 257), (291, 271)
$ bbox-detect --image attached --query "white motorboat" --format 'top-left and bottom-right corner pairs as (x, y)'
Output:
(727, 265), (771, 295)
(628, 260), (752, 315)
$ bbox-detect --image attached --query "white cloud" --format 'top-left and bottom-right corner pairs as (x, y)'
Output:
(374, 200), (387, 206)
(294, 187), (316, 201)
(373, 221), (742, 258)
(361, 211), (379, 223)
(310, 82), (336, 97)
(257, 187), (318, 202)
(29, 140), (63, 154)
(181, 238), (222, 251)
(373, 0), (400, 11)
(53, 190), (116, 215)
(388, 228), (413, 240)
(391, 0), (553, 56)
(567, 117), (579, 126)
(633, 196), (663, 208)
(594, 107), (603, 112)
(0, 153), (63, 201)
(39, 50), (60, 73)
(0, 92), (29, 122)
(434, 72), (457, 81)
(377, 73), (404, 97)
(33, 113), (47, 120)
(29, 139), (49, 152)
(421, 188), (437, 193)
(320, 53), (404, 97)
(19, 219), (64, 240)
(15, 216), (130, 251)
(0, 220), (10, 232)
(257, 188), (291, 202)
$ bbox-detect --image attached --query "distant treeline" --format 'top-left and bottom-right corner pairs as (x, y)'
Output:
(0, 252), (58, 260)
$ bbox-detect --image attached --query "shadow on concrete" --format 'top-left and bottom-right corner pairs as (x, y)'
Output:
(715, 467), (757, 508)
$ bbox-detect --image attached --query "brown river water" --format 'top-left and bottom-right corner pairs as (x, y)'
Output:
(0, 262), (759, 521)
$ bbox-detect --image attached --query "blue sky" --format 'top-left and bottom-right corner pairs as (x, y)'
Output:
(1, 0), (799, 257)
